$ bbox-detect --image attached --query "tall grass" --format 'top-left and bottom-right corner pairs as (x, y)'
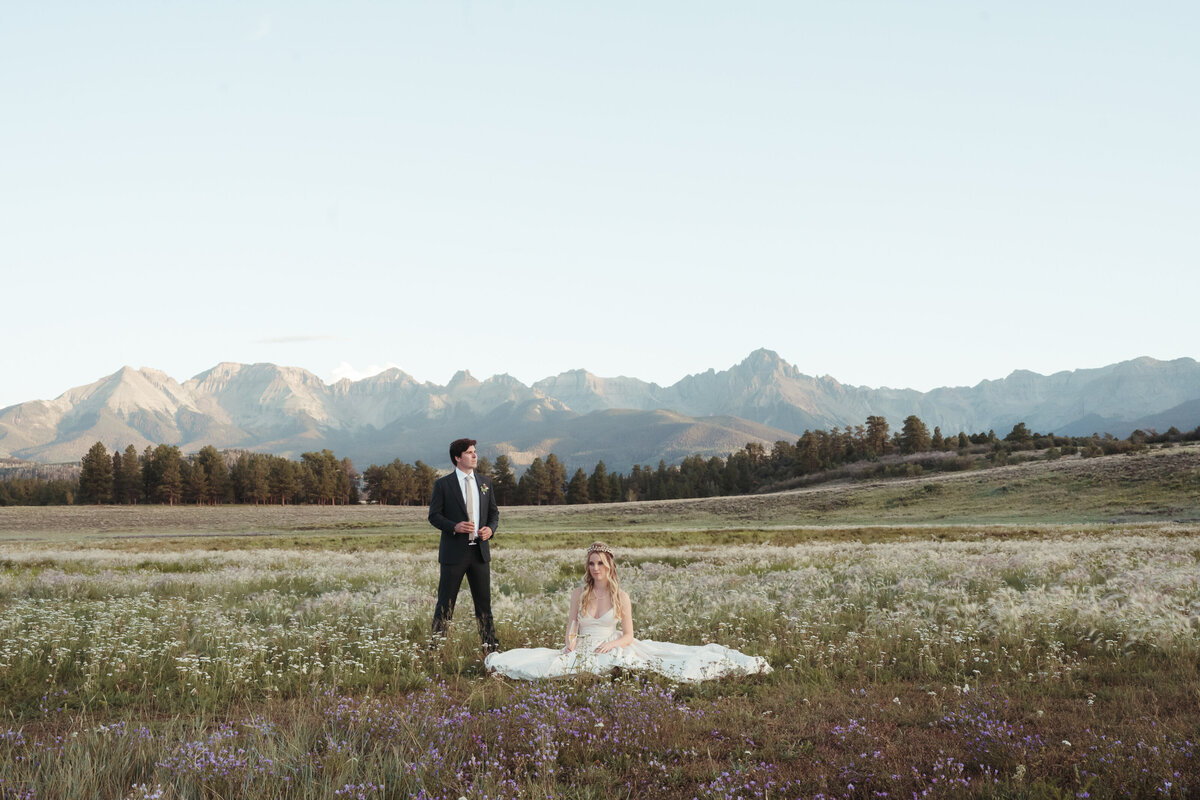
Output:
(2, 529), (1198, 798)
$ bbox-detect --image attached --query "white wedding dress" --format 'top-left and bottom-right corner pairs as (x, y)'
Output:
(484, 607), (771, 683)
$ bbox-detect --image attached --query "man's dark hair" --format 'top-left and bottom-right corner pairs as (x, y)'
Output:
(449, 438), (477, 466)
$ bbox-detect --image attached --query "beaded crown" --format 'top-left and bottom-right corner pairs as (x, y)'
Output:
(586, 541), (614, 558)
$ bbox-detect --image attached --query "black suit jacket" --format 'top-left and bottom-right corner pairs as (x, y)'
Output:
(428, 471), (499, 564)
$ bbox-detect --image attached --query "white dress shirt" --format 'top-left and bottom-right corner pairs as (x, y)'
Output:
(455, 467), (479, 542)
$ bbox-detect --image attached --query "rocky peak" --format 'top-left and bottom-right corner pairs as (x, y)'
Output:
(736, 348), (797, 379)
(447, 370), (481, 390)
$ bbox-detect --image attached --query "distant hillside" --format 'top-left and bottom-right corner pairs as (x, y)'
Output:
(3, 445), (1197, 533)
(2, 351), (1199, 471)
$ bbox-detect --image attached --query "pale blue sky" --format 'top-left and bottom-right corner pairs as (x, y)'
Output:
(3, 2), (1197, 409)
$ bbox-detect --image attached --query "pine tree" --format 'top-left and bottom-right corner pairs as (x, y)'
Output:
(865, 416), (890, 457)
(141, 445), (156, 499)
(798, 431), (821, 474)
(519, 458), (548, 504)
(116, 444), (142, 503)
(491, 455), (517, 505)
(678, 455), (707, 497)
(341, 457), (359, 504)
(385, 461), (416, 505)
(608, 472), (624, 503)
(111, 450), (122, 501)
(269, 458), (300, 504)
(231, 453), (250, 502)
(588, 460), (611, 503)
(195, 445), (231, 504)
(413, 461), (439, 505)
(150, 445), (183, 505)
(543, 454), (567, 505)
(79, 442), (113, 504)
(362, 465), (384, 503)
(183, 460), (208, 504)
(566, 468), (591, 504)
(899, 415), (932, 454)
(650, 460), (670, 500)
(247, 454), (271, 503)
(301, 450), (344, 504)
(1004, 422), (1033, 449)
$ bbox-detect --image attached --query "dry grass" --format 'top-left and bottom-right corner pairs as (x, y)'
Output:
(3, 445), (1199, 544)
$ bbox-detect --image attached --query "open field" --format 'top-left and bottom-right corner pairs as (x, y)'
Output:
(2, 448), (1199, 798)
(3, 446), (1200, 545)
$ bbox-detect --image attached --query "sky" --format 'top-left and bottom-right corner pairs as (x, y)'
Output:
(2, 2), (1198, 410)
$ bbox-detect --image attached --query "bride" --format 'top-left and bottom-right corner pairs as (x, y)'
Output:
(484, 542), (771, 683)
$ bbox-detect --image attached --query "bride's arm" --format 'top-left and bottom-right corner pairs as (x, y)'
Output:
(562, 587), (582, 653)
(594, 590), (634, 653)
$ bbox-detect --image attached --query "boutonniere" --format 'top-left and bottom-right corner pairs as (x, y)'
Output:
(479, 484), (490, 495)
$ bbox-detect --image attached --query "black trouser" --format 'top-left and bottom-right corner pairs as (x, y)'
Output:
(432, 545), (498, 650)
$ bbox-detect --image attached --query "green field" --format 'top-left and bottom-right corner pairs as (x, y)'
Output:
(1, 447), (1198, 798)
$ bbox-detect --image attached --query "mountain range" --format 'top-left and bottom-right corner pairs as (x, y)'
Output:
(3, 349), (1199, 472)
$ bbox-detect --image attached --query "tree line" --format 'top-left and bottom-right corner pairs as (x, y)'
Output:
(2, 417), (1197, 507)
(0, 443), (359, 506)
(362, 416), (1200, 505)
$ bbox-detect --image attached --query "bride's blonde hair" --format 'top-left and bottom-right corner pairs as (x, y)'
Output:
(580, 541), (621, 617)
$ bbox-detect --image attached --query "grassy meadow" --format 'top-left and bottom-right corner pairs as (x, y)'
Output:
(1, 448), (1199, 799)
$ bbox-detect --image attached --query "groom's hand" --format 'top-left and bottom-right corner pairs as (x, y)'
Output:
(454, 521), (476, 535)
(478, 527), (493, 541)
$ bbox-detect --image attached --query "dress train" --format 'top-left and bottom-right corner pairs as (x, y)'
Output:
(484, 607), (771, 683)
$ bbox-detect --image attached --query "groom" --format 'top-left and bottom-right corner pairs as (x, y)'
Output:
(428, 437), (500, 653)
